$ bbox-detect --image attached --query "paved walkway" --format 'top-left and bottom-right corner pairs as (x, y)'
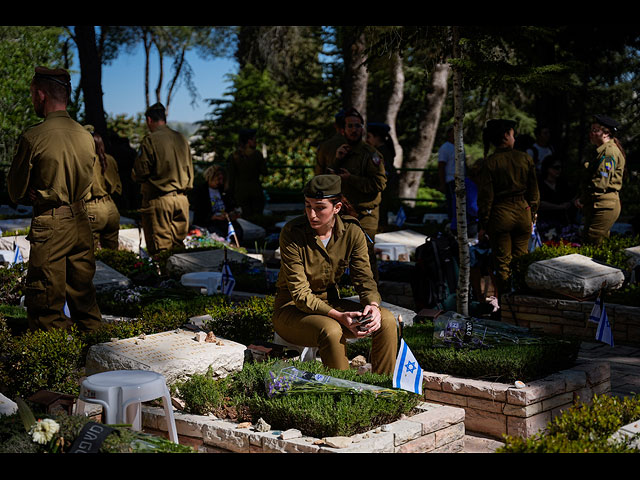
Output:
(461, 340), (640, 453)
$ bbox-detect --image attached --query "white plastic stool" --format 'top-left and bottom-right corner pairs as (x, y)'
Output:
(76, 370), (178, 444)
(273, 332), (318, 362)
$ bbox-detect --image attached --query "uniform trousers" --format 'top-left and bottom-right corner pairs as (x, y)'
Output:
(487, 197), (532, 296)
(87, 195), (120, 250)
(25, 202), (103, 332)
(140, 192), (190, 254)
(583, 192), (620, 245)
(273, 296), (398, 375)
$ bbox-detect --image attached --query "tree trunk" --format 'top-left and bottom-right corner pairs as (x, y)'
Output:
(142, 29), (152, 110)
(74, 26), (107, 137)
(398, 63), (450, 206)
(342, 28), (368, 119)
(385, 51), (404, 169)
(452, 27), (470, 316)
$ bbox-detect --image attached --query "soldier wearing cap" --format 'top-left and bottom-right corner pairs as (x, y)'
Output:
(575, 115), (626, 245)
(314, 110), (346, 175)
(132, 102), (194, 254)
(8, 66), (103, 332)
(272, 174), (398, 374)
(477, 119), (539, 301)
(227, 128), (267, 219)
(366, 121), (399, 226)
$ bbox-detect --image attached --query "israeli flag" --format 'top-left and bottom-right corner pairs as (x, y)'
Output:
(227, 221), (236, 242)
(393, 338), (423, 394)
(139, 247), (150, 260)
(528, 223), (543, 252)
(64, 301), (70, 318)
(588, 296), (603, 324)
(12, 244), (23, 265)
(221, 261), (236, 297)
(595, 299), (614, 347)
(396, 206), (407, 228)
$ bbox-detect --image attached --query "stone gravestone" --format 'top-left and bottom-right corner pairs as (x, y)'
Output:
(525, 253), (625, 298)
(84, 329), (246, 385)
(373, 229), (426, 257)
(94, 260), (131, 292)
(165, 248), (263, 277)
(624, 245), (640, 269)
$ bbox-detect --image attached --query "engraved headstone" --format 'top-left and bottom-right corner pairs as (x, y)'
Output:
(94, 260), (131, 291)
(165, 248), (263, 277)
(84, 329), (246, 385)
(525, 253), (625, 298)
(373, 229), (428, 256)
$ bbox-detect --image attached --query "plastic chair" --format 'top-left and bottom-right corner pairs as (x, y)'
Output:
(273, 332), (318, 362)
(76, 370), (178, 444)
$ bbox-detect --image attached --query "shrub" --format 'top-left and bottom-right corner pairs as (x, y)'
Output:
(0, 263), (27, 305)
(175, 359), (421, 439)
(204, 295), (275, 346)
(498, 394), (640, 453)
(1, 322), (85, 398)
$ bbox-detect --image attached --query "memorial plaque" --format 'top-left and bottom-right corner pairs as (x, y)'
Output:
(525, 253), (625, 298)
(84, 329), (246, 385)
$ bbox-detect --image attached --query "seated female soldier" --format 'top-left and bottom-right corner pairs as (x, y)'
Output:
(272, 174), (398, 375)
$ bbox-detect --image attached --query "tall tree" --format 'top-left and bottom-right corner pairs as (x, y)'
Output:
(339, 26), (369, 118)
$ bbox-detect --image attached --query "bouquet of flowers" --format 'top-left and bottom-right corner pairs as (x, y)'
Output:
(265, 362), (400, 399)
(433, 311), (548, 349)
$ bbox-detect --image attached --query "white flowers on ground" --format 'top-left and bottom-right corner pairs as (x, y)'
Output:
(29, 418), (60, 444)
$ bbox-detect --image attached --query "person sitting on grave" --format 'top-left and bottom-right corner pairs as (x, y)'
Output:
(272, 174), (398, 375)
(191, 164), (243, 243)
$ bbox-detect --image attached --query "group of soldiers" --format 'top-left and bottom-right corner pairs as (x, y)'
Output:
(8, 66), (626, 334)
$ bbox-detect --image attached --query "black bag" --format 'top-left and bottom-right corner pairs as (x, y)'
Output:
(410, 231), (459, 310)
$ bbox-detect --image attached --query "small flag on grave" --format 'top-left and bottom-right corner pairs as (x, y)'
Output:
(595, 299), (614, 347)
(392, 338), (423, 394)
(396, 206), (407, 228)
(221, 260), (235, 297)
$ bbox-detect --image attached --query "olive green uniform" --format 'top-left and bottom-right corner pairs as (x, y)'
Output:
(314, 133), (346, 175)
(579, 139), (625, 245)
(8, 110), (103, 332)
(477, 147), (539, 295)
(132, 124), (193, 254)
(272, 214), (398, 374)
(333, 141), (387, 240)
(228, 146), (267, 218)
(87, 153), (122, 250)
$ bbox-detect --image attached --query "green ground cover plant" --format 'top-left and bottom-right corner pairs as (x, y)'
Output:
(174, 359), (421, 439)
(498, 394), (640, 453)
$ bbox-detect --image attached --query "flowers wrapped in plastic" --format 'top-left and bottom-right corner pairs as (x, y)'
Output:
(265, 362), (400, 399)
(433, 311), (549, 349)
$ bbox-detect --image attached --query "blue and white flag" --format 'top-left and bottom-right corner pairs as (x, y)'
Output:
(395, 206), (407, 228)
(64, 301), (70, 318)
(227, 221), (236, 242)
(589, 296), (603, 324)
(393, 338), (423, 394)
(528, 223), (543, 252)
(221, 261), (236, 297)
(139, 247), (150, 260)
(12, 244), (23, 265)
(595, 299), (614, 347)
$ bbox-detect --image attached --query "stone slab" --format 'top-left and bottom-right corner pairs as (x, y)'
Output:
(118, 227), (146, 252)
(624, 245), (640, 268)
(165, 248), (263, 277)
(0, 235), (30, 262)
(84, 329), (246, 385)
(525, 253), (625, 298)
(0, 393), (17, 417)
(236, 218), (266, 242)
(94, 260), (131, 291)
(373, 229), (427, 256)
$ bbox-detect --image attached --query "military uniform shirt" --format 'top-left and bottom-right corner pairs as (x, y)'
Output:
(132, 124), (193, 199)
(579, 138), (625, 204)
(8, 110), (95, 208)
(88, 154), (122, 199)
(477, 147), (540, 228)
(276, 214), (381, 315)
(335, 140), (387, 211)
(315, 133), (346, 175)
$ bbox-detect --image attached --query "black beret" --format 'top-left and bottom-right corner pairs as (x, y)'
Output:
(367, 122), (390, 136)
(593, 114), (621, 132)
(303, 175), (341, 199)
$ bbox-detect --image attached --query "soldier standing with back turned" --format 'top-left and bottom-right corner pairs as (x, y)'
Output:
(8, 66), (102, 332)
(132, 103), (194, 255)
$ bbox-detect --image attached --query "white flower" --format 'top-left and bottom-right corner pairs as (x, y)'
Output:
(29, 418), (60, 444)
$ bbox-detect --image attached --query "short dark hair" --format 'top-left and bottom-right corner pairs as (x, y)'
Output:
(31, 75), (70, 104)
(145, 103), (166, 122)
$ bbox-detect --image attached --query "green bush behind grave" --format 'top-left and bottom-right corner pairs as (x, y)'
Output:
(175, 359), (421, 439)
(347, 320), (581, 384)
(498, 394), (640, 453)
